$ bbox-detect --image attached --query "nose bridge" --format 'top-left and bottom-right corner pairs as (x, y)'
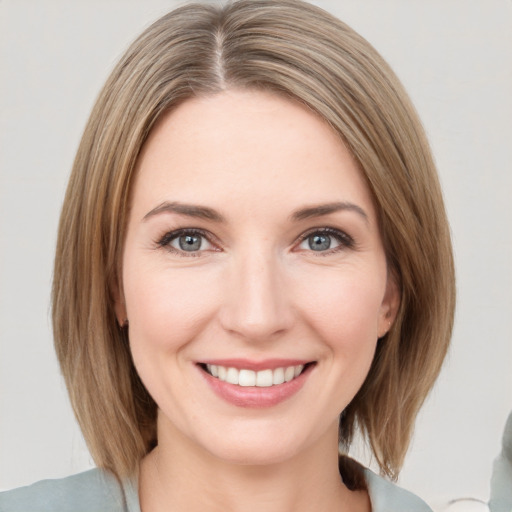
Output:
(220, 244), (292, 340)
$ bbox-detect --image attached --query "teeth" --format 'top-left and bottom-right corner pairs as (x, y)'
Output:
(226, 367), (239, 385)
(205, 364), (305, 387)
(256, 369), (273, 387)
(284, 366), (295, 382)
(239, 369), (256, 387)
(272, 367), (285, 385)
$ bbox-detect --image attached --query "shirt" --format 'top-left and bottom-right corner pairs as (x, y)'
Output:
(0, 467), (432, 511)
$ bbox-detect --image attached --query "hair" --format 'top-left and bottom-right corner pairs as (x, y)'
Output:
(52, 0), (455, 490)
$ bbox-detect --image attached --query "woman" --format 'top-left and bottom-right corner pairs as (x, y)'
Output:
(0, 0), (455, 510)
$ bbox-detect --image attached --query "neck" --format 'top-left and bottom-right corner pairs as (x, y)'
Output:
(138, 417), (369, 512)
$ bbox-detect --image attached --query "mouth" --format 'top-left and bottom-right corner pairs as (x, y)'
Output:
(198, 362), (315, 388)
(197, 360), (315, 408)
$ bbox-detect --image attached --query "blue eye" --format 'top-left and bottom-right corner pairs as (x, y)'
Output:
(307, 233), (333, 251)
(174, 234), (204, 252)
(158, 229), (214, 255)
(297, 228), (353, 253)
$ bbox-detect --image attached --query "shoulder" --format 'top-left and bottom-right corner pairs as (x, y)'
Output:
(365, 469), (433, 512)
(0, 468), (136, 512)
(489, 411), (512, 511)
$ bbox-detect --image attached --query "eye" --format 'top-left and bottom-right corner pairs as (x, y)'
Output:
(157, 229), (216, 256)
(303, 233), (335, 251)
(296, 228), (354, 253)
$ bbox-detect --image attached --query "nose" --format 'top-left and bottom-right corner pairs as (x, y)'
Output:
(218, 249), (294, 342)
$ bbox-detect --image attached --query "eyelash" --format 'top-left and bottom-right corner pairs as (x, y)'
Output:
(156, 228), (214, 257)
(296, 227), (355, 255)
(155, 227), (355, 257)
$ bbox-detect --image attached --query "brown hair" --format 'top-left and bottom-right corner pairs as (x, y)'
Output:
(52, 0), (455, 486)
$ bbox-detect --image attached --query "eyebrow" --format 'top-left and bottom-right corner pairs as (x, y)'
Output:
(142, 200), (368, 224)
(291, 202), (369, 224)
(143, 201), (226, 223)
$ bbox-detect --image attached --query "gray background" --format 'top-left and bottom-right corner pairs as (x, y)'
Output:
(1, 1), (511, 509)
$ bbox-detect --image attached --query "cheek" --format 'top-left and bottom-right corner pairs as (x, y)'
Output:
(123, 262), (222, 353)
(295, 267), (385, 342)
(123, 263), (223, 413)
(293, 266), (384, 390)
(286, 267), (385, 416)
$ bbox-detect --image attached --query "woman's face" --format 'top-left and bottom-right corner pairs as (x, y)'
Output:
(117, 89), (398, 465)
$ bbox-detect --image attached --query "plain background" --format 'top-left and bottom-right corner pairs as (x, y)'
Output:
(0, 0), (511, 509)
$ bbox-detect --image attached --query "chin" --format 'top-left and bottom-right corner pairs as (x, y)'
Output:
(208, 441), (301, 467)
(191, 421), (326, 468)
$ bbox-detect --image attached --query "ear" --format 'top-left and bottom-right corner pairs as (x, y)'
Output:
(112, 276), (127, 328)
(377, 271), (400, 338)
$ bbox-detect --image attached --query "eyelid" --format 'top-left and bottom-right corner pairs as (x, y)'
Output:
(156, 228), (220, 256)
(294, 226), (355, 253)
(155, 226), (355, 257)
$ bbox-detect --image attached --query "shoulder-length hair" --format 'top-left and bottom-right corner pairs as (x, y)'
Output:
(53, 0), (455, 486)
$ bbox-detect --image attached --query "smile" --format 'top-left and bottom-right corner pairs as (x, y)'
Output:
(198, 360), (315, 407)
(205, 364), (305, 387)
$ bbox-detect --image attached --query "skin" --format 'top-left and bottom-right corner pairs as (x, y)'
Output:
(115, 89), (399, 512)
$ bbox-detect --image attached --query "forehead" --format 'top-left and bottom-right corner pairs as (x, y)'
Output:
(132, 89), (377, 223)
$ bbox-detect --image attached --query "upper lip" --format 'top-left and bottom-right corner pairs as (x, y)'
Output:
(198, 358), (313, 371)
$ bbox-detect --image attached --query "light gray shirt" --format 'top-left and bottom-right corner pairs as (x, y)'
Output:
(0, 467), (432, 511)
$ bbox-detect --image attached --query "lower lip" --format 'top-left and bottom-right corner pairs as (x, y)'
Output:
(199, 365), (313, 408)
